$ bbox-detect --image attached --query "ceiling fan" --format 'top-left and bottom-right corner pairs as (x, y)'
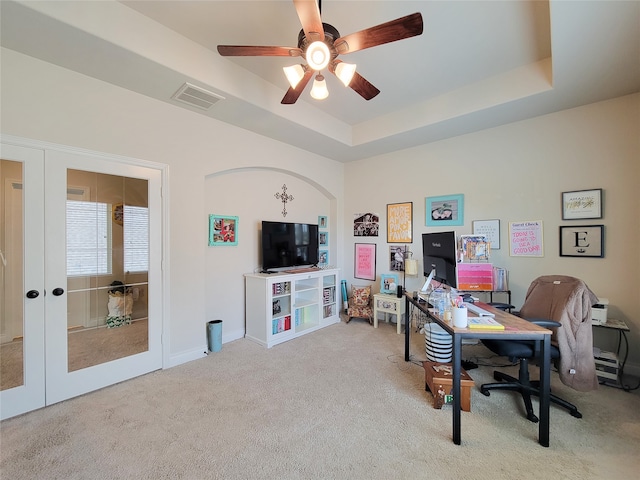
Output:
(217, 0), (423, 104)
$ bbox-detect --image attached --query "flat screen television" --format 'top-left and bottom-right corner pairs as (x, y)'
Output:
(422, 231), (458, 289)
(261, 221), (319, 272)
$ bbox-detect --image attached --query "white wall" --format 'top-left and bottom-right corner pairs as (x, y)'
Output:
(0, 48), (344, 365)
(204, 168), (341, 343)
(3, 46), (639, 374)
(344, 93), (640, 371)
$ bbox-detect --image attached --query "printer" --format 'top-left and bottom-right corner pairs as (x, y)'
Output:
(591, 298), (609, 325)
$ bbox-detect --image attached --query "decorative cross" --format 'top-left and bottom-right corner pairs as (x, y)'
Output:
(274, 184), (294, 217)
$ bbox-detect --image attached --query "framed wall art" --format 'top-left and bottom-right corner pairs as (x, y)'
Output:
(354, 213), (380, 237)
(208, 214), (238, 246)
(562, 188), (602, 220)
(426, 194), (464, 226)
(354, 243), (376, 281)
(380, 273), (399, 294)
(387, 202), (413, 243)
(509, 221), (543, 257)
(319, 231), (329, 246)
(318, 215), (328, 229)
(319, 249), (329, 265)
(389, 245), (407, 271)
(559, 225), (604, 258)
(472, 219), (500, 249)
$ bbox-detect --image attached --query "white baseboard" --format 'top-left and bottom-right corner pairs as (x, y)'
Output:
(167, 347), (207, 368)
(166, 328), (246, 368)
(622, 361), (640, 379)
(222, 328), (245, 345)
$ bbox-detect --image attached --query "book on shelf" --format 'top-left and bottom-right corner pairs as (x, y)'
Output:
(323, 286), (335, 304)
(272, 299), (281, 315)
(467, 316), (505, 330)
(272, 282), (290, 295)
(272, 315), (292, 334)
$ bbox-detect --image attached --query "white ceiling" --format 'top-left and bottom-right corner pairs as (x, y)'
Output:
(2, 1), (639, 162)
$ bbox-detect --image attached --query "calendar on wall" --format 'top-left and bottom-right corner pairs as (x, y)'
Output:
(472, 219), (500, 249)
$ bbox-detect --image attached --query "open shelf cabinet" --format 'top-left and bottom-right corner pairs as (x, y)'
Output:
(245, 269), (340, 348)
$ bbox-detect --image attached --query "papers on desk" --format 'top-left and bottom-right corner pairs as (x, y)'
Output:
(467, 316), (505, 330)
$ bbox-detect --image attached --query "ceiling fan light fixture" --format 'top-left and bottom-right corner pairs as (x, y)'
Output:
(334, 62), (356, 87)
(306, 41), (330, 71)
(310, 74), (329, 100)
(283, 64), (306, 89)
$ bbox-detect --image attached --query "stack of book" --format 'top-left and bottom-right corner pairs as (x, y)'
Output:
(467, 316), (504, 330)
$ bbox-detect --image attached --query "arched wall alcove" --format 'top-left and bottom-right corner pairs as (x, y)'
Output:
(203, 166), (343, 343)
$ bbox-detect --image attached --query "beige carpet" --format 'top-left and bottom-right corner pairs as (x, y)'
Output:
(1, 318), (639, 479)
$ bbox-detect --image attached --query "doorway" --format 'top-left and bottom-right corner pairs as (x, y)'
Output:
(1, 141), (165, 419)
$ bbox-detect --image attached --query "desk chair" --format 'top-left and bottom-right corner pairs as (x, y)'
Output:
(480, 318), (582, 422)
(487, 302), (514, 312)
(480, 275), (598, 422)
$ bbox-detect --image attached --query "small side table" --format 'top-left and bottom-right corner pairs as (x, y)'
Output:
(373, 293), (406, 334)
(592, 318), (630, 389)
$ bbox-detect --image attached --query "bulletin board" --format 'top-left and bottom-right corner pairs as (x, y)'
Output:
(509, 221), (544, 257)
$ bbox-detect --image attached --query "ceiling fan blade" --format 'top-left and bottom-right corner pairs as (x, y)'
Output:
(293, 0), (324, 42)
(217, 45), (303, 57)
(334, 12), (423, 55)
(281, 68), (313, 104)
(347, 72), (380, 101)
(329, 61), (380, 100)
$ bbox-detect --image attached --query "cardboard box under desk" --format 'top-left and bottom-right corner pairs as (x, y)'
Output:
(423, 361), (475, 412)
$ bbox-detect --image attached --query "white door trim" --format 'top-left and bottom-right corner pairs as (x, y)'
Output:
(0, 134), (170, 418)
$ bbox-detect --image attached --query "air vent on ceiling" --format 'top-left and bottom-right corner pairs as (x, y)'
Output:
(171, 83), (225, 110)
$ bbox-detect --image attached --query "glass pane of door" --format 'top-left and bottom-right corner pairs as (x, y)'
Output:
(0, 159), (24, 390)
(1, 143), (46, 420)
(66, 170), (149, 372)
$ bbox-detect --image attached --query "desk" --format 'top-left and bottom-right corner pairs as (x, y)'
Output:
(593, 318), (630, 389)
(404, 293), (553, 447)
(373, 293), (406, 334)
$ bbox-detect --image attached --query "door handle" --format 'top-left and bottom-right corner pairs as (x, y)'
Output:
(26, 290), (40, 299)
(52, 288), (65, 296)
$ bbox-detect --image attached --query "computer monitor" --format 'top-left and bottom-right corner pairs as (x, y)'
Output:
(422, 231), (458, 289)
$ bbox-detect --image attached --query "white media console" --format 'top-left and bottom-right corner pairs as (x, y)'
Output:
(244, 269), (340, 348)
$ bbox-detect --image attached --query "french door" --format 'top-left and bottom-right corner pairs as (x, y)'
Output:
(1, 141), (164, 419)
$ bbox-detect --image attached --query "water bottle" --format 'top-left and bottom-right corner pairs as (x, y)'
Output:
(443, 291), (452, 322)
(433, 288), (445, 316)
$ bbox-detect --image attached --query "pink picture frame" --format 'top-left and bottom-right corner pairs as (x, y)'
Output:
(354, 243), (376, 281)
